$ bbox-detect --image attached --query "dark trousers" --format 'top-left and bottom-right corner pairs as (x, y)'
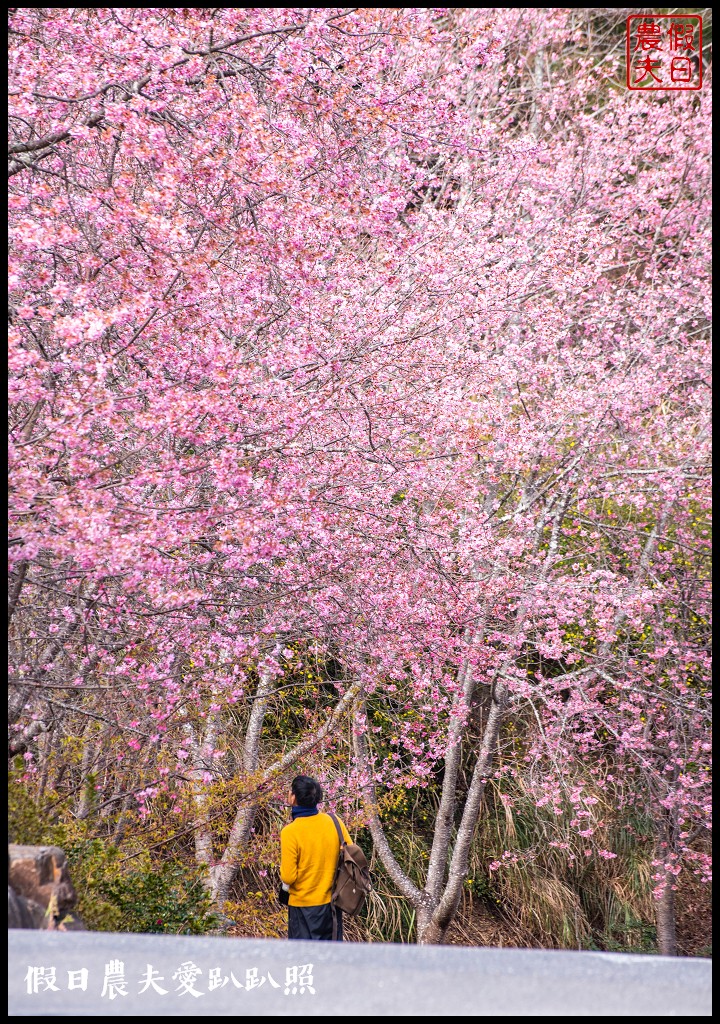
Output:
(288, 903), (343, 941)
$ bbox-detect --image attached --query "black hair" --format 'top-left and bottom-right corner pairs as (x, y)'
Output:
(291, 775), (322, 807)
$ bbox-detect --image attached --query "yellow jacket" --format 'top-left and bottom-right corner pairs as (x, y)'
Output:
(280, 812), (351, 907)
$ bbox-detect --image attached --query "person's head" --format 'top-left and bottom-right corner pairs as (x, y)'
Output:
(290, 775), (322, 808)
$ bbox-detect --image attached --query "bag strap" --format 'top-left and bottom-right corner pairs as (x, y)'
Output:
(328, 813), (345, 941)
(328, 812), (346, 848)
(328, 812), (346, 895)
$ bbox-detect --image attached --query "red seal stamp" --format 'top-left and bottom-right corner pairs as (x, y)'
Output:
(626, 15), (702, 91)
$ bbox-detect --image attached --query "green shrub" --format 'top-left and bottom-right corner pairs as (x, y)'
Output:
(8, 765), (63, 847)
(55, 836), (222, 935)
(96, 857), (221, 935)
(8, 771), (220, 935)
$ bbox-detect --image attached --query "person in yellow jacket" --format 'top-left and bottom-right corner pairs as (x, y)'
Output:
(280, 775), (350, 941)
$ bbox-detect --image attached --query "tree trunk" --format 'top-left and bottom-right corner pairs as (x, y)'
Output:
(416, 683), (507, 945)
(354, 671), (508, 947)
(416, 903), (446, 945)
(654, 807), (679, 957)
(75, 730), (97, 820)
(209, 804), (258, 905)
(655, 873), (677, 956)
(423, 648), (476, 903)
(207, 646), (281, 903)
(185, 712), (221, 874)
(529, 49), (544, 138)
(8, 559), (28, 625)
(365, 495), (571, 944)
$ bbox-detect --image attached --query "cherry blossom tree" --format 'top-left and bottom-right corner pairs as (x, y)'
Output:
(8, 8), (711, 949)
(8, 1), (504, 894)
(340, 9), (712, 947)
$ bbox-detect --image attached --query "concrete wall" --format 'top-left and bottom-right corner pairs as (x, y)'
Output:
(8, 929), (712, 1016)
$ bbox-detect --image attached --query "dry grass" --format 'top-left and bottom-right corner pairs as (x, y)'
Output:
(676, 866), (712, 958)
(224, 891), (288, 939)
